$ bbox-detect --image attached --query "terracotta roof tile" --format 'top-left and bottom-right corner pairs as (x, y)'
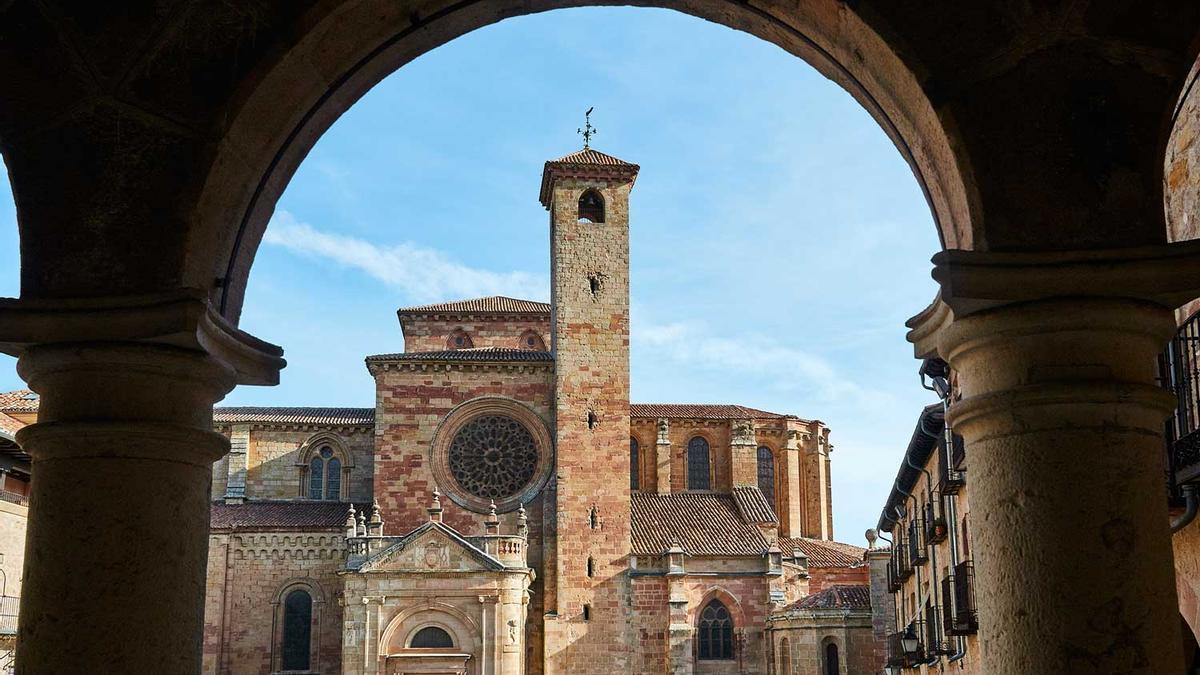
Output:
(631, 492), (768, 556)
(549, 148), (636, 166)
(0, 390), (39, 412)
(397, 296), (549, 315)
(0, 413), (25, 437)
(732, 486), (777, 524)
(630, 404), (798, 420)
(210, 500), (369, 530)
(213, 407), (374, 426)
(365, 347), (553, 363)
(788, 585), (872, 611)
(779, 537), (867, 568)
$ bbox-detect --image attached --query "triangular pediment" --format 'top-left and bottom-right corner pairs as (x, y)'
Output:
(357, 521), (505, 573)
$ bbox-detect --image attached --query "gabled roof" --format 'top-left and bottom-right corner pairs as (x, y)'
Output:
(548, 148), (637, 167)
(631, 492), (769, 556)
(732, 486), (777, 524)
(351, 520), (506, 572)
(365, 347), (553, 363)
(210, 500), (369, 530)
(396, 296), (550, 315)
(630, 404), (799, 421)
(787, 584), (872, 611)
(779, 537), (867, 568)
(214, 407), (374, 426)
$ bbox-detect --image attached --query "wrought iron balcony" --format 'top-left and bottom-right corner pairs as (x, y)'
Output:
(942, 560), (979, 636)
(894, 535), (913, 580)
(907, 518), (929, 566)
(938, 433), (966, 494)
(923, 499), (948, 544)
(1159, 310), (1200, 491)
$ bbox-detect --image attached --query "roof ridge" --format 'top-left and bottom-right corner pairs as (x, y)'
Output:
(396, 296), (550, 314)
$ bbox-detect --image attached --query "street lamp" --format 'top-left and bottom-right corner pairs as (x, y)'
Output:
(901, 626), (920, 654)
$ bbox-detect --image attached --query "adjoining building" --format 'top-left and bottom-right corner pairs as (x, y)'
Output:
(0, 147), (884, 674)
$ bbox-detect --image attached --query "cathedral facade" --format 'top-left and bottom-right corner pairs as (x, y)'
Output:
(202, 148), (872, 674)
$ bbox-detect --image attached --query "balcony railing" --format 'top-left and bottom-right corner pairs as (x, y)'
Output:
(907, 518), (929, 566)
(0, 492), (28, 508)
(924, 602), (948, 657)
(1159, 310), (1200, 490)
(938, 433), (966, 494)
(942, 560), (979, 636)
(894, 535), (913, 580)
(924, 499), (948, 545)
(0, 596), (18, 636)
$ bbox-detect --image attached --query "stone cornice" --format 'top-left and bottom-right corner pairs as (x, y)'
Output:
(367, 361), (552, 375)
(214, 422), (373, 434)
(0, 289), (285, 385)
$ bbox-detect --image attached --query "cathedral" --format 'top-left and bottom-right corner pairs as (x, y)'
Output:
(3, 147), (883, 675)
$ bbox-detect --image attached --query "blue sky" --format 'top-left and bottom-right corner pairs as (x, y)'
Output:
(0, 8), (942, 545)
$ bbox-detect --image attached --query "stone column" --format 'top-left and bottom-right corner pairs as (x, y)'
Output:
(656, 418), (672, 495)
(730, 420), (758, 488)
(0, 292), (284, 674)
(907, 244), (1200, 674)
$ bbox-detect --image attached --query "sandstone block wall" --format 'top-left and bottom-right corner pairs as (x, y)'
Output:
(400, 315), (550, 353)
(202, 530), (348, 675)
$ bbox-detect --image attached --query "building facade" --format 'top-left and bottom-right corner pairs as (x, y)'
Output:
(0, 148), (877, 675)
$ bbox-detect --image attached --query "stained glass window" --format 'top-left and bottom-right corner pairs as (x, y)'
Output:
(410, 626), (454, 648)
(630, 437), (640, 491)
(309, 446), (341, 501)
(757, 446), (775, 508)
(698, 599), (733, 660)
(281, 589), (312, 670)
(449, 415), (539, 501)
(687, 437), (711, 490)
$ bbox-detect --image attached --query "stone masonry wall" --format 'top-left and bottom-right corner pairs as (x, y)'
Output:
(544, 175), (634, 673)
(202, 530), (347, 675)
(400, 315), (551, 353)
(370, 361), (552, 672)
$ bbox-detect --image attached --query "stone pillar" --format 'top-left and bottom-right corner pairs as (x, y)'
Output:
(907, 245), (1200, 675)
(729, 420), (758, 488)
(16, 343), (235, 673)
(0, 292), (284, 674)
(778, 429), (804, 538)
(656, 418), (672, 495)
(865, 547), (895, 671)
(224, 423), (249, 503)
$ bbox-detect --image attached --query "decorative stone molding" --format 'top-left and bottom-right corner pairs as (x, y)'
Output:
(429, 397), (554, 513)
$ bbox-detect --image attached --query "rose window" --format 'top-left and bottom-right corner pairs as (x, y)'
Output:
(448, 415), (540, 500)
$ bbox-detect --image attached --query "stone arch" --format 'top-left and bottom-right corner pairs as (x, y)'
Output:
(692, 586), (747, 630)
(819, 635), (841, 675)
(517, 328), (546, 352)
(379, 600), (481, 656)
(296, 431), (354, 500)
(180, 0), (981, 323)
(270, 578), (327, 673)
(684, 430), (717, 491)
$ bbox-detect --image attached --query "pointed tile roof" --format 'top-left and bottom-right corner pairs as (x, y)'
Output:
(779, 537), (867, 568)
(787, 584), (872, 611)
(539, 146), (640, 208)
(214, 407), (374, 426)
(732, 486), (778, 524)
(366, 347), (553, 363)
(397, 296), (550, 316)
(630, 492), (769, 556)
(210, 500), (371, 530)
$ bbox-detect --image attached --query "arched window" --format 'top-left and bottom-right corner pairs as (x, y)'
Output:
(630, 437), (640, 491)
(687, 437), (711, 490)
(308, 446), (342, 501)
(697, 599), (733, 660)
(281, 589), (312, 670)
(757, 446), (775, 507)
(448, 328), (474, 350)
(824, 641), (840, 675)
(779, 637), (792, 674)
(410, 626), (454, 648)
(519, 330), (546, 351)
(578, 189), (605, 223)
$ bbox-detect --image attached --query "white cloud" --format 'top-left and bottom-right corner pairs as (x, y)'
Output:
(263, 211), (548, 301)
(632, 316), (889, 407)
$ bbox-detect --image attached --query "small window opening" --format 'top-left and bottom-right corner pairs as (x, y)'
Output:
(578, 189), (605, 223)
(588, 274), (602, 297)
(582, 604), (591, 621)
(589, 506), (599, 529)
(587, 556), (595, 577)
(411, 626), (454, 648)
(587, 411), (598, 429)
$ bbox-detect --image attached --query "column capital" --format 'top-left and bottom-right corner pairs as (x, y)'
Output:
(0, 289), (284, 385)
(907, 241), (1200, 360)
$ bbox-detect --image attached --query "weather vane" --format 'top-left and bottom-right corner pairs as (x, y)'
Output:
(577, 107), (596, 149)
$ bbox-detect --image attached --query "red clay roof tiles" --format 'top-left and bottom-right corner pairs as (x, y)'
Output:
(0, 390), (39, 412)
(365, 347), (553, 363)
(210, 500), (368, 530)
(396, 296), (549, 315)
(732, 486), (778, 524)
(779, 537), (867, 568)
(213, 408), (374, 426)
(631, 492), (769, 556)
(630, 404), (797, 420)
(788, 584), (872, 611)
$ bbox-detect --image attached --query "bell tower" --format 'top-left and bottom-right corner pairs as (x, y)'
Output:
(539, 145), (639, 673)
